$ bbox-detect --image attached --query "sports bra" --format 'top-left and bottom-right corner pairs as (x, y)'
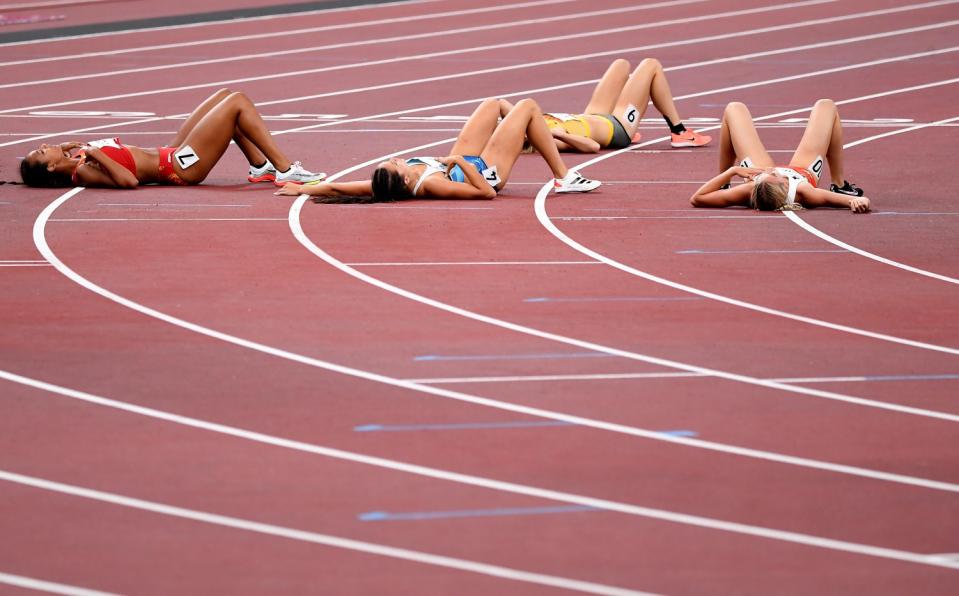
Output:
(406, 157), (448, 195)
(72, 137), (138, 184)
(543, 113), (591, 138)
(757, 166), (814, 205)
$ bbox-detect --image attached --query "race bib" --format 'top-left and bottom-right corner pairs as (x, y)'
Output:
(174, 145), (200, 169)
(87, 137), (122, 149)
(739, 157), (754, 168)
(480, 164), (501, 188)
(622, 104), (639, 125)
(807, 155), (824, 182)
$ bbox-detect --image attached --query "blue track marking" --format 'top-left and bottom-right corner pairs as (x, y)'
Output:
(524, 296), (702, 303)
(677, 249), (847, 254)
(414, 351), (613, 362)
(354, 422), (698, 436)
(859, 373), (959, 382)
(358, 505), (599, 521)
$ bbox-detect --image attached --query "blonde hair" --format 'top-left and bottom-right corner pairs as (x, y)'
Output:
(749, 179), (789, 211)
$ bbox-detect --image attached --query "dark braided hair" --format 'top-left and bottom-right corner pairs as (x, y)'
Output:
(20, 157), (71, 188)
(311, 166), (413, 204)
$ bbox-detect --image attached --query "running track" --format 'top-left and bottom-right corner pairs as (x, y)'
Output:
(1, 0), (958, 594)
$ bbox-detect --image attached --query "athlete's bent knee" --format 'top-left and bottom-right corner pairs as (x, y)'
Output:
(514, 98), (542, 115)
(638, 57), (661, 72)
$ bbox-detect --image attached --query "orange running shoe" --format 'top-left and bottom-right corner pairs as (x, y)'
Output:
(670, 129), (711, 148)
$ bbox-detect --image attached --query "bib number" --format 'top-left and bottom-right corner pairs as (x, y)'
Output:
(623, 104), (639, 125)
(174, 145), (200, 169)
(809, 157), (824, 181)
(481, 164), (501, 188)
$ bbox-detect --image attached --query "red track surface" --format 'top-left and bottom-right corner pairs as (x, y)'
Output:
(1, 0), (958, 594)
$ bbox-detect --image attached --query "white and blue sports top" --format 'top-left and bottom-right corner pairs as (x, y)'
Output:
(406, 157), (448, 196)
(406, 156), (497, 195)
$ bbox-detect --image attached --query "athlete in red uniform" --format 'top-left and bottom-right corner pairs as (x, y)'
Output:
(20, 89), (324, 189)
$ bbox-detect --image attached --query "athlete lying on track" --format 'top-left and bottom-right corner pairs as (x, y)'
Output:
(500, 58), (711, 153)
(275, 97), (600, 202)
(19, 89), (324, 189)
(690, 99), (871, 213)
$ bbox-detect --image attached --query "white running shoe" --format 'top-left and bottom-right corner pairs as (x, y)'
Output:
(247, 160), (276, 183)
(553, 170), (601, 193)
(274, 161), (326, 186)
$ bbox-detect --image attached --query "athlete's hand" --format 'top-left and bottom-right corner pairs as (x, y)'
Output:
(849, 196), (871, 213)
(274, 182), (304, 196)
(438, 155), (461, 166)
(59, 142), (84, 154)
(733, 166), (763, 180)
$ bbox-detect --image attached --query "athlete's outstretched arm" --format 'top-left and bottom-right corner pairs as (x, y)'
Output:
(797, 186), (871, 212)
(275, 180), (372, 196)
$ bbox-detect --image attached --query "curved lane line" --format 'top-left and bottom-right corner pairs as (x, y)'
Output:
(3, 368), (959, 571)
(34, 189), (959, 494)
(0, 469), (648, 596)
(534, 78), (959, 355)
(783, 114), (959, 285)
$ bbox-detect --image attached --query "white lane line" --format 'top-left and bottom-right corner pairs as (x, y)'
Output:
(0, 263), (52, 267)
(0, 571), (117, 596)
(783, 114), (959, 285)
(0, 0), (705, 88)
(97, 203), (252, 207)
(293, 191), (959, 424)
(551, 215), (783, 220)
(0, 470), (648, 596)
(49, 218), (288, 222)
(0, 0), (930, 117)
(345, 261), (602, 266)
(402, 372), (959, 384)
(35, 189), (959, 491)
(534, 77), (959, 356)
(2, 369), (958, 570)
(0, 0), (443, 47)
(1, 8), (952, 150)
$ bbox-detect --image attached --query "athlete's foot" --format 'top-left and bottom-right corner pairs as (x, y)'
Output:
(247, 161), (276, 183)
(670, 129), (712, 148)
(830, 180), (864, 197)
(274, 162), (326, 186)
(554, 170), (601, 193)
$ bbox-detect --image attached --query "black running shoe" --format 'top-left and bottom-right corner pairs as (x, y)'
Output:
(830, 181), (864, 197)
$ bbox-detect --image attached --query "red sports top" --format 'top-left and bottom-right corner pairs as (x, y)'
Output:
(72, 138), (137, 184)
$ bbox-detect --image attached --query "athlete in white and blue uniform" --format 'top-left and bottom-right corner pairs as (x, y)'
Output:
(277, 98), (601, 203)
